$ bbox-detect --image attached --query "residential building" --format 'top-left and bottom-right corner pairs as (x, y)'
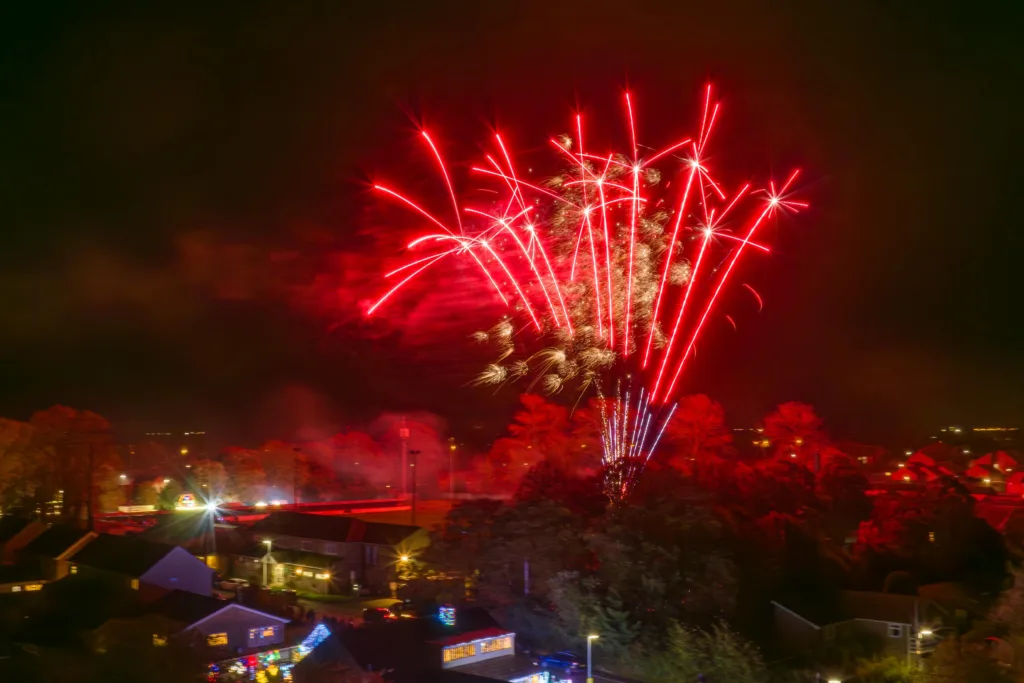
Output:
(773, 590), (953, 668)
(436, 628), (515, 669)
(232, 511), (429, 594)
(0, 565), (49, 594)
(20, 525), (96, 580)
(68, 534), (215, 597)
(140, 515), (247, 573)
(97, 589), (290, 654)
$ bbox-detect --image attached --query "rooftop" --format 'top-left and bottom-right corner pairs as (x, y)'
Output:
(450, 654), (542, 682)
(0, 517), (33, 543)
(69, 534), (177, 577)
(248, 512), (422, 546)
(145, 589), (232, 625)
(775, 590), (935, 627)
(22, 526), (92, 559)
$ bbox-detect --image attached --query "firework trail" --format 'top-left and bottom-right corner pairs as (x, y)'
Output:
(600, 381), (677, 503)
(368, 85), (805, 498)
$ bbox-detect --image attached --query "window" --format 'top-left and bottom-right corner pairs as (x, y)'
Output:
(207, 633), (228, 647)
(481, 636), (513, 654)
(130, 579), (140, 590)
(24, 584), (42, 592)
(888, 624), (904, 638)
(301, 540), (315, 551)
(69, 564), (78, 575)
(323, 543), (338, 555)
(443, 644), (477, 663)
(248, 625), (279, 646)
(152, 634), (167, 647)
(823, 624), (836, 641)
(10, 586), (21, 592)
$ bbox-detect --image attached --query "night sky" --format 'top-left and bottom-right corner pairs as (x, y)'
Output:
(1, 1), (1021, 447)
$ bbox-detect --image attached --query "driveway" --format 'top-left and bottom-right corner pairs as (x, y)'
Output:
(297, 596), (397, 622)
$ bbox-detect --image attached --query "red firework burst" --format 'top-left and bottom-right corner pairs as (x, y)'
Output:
(368, 85), (806, 406)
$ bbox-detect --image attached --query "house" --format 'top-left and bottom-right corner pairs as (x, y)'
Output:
(773, 590), (953, 668)
(0, 517), (46, 564)
(98, 589), (290, 654)
(20, 525), (96, 580)
(68, 533), (215, 597)
(140, 514), (247, 574)
(233, 512), (429, 594)
(0, 565), (49, 594)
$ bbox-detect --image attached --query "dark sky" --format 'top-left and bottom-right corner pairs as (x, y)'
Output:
(1, 1), (1021, 447)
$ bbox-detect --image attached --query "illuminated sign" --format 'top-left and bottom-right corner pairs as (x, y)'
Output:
(175, 493), (198, 510)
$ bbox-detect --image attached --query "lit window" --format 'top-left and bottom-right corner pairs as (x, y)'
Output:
(248, 626), (278, 645)
(481, 636), (512, 653)
(888, 624), (904, 638)
(10, 586), (21, 592)
(69, 564), (78, 574)
(443, 643), (477, 662)
(153, 634), (167, 646)
(130, 579), (140, 590)
(207, 633), (228, 647)
(24, 584), (42, 592)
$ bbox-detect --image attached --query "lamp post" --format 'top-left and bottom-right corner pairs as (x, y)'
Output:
(409, 449), (420, 526)
(399, 419), (410, 498)
(261, 539), (272, 586)
(586, 634), (598, 683)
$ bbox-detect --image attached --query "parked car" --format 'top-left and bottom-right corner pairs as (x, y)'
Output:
(218, 578), (250, 592)
(362, 607), (397, 624)
(388, 599), (437, 619)
(534, 651), (584, 672)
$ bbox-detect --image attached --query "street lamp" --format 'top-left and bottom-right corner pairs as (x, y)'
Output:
(586, 634), (598, 683)
(261, 539), (273, 586)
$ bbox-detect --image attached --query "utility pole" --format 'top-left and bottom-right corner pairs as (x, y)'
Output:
(399, 418), (410, 499)
(410, 449), (420, 526)
(524, 558), (530, 595)
(448, 438), (456, 499)
(292, 447), (302, 506)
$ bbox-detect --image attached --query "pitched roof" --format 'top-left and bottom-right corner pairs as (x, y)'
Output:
(362, 522), (423, 546)
(449, 654), (541, 681)
(249, 512), (422, 546)
(141, 517), (246, 553)
(69, 534), (177, 576)
(22, 526), (92, 559)
(0, 564), (47, 585)
(249, 512), (363, 543)
(0, 516), (32, 543)
(838, 590), (923, 624)
(145, 589), (231, 624)
(775, 591), (928, 627)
